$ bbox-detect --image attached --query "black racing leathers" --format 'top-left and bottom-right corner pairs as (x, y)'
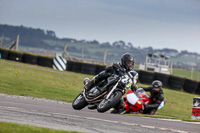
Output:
(142, 86), (164, 115)
(84, 63), (138, 113)
(84, 63), (138, 92)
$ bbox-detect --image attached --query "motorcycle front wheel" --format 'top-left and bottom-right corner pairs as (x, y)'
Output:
(97, 91), (122, 113)
(72, 92), (88, 110)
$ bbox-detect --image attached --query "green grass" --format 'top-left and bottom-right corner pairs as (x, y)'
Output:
(0, 122), (80, 133)
(156, 88), (200, 120)
(134, 64), (200, 81)
(172, 68), (200, 81)
(0, 59), (200, 122)
(0, 59), (93, 102)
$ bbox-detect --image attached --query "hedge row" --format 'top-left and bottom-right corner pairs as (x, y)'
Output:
(1, 48), (200, 95)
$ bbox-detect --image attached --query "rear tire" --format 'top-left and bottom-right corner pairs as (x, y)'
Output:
(72, 92), (88, 110)
(97, 91), (122, 113)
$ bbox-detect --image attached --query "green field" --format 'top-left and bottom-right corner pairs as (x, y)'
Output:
(134, 64), (200, 81)
(0, 59), (200, 132)
(0, 60), (92, 102)
(172, 68), (200, 81)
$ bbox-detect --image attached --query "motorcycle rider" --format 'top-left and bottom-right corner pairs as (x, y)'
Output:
(141, 80), (164, 115)
(84, 53), (138, 110)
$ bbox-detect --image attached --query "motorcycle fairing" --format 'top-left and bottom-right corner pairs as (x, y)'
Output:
(125, 90), (143, 112)
(126, 92), (139, 105)
(158, 100), (165, 109)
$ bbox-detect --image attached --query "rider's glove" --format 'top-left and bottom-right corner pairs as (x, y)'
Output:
(112, 63), (121, 69)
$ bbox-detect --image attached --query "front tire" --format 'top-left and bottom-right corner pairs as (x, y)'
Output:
(72, 92), (88, 110)
(97, 91), (122, 113)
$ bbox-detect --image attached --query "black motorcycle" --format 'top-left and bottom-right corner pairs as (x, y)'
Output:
(72, 68), (133, 113)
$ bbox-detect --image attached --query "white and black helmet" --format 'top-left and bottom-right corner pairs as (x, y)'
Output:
(121, 53), (134, 71)
(151, 80), (163, 95)
(152, 80), (162, 88)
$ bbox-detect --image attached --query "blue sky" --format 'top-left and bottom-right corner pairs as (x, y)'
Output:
(1, 0), (200, 53)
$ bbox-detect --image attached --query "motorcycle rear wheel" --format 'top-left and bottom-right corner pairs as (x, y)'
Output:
(72, 92), (88, 110)
(97, 91), (122, 113)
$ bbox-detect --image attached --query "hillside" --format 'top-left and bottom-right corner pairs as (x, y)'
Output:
(1, 24), (200, 68)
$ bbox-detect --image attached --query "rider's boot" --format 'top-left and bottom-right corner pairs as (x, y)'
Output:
(83, 77), (90, 85)
(88, 103), (98, 109)
(84, 74), (106, 92)
(84, 72), (112, 92)
(84, 81), (94, 92)
(110, 98), (125, 114)
(143, 104), (158, 115)
(148, 109), (156, 115)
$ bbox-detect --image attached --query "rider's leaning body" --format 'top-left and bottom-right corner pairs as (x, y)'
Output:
(84, 53), (138, 92)
(140, 80), (164, 115)
(84, 53), (138, 112)
(98, 63), (138, 85)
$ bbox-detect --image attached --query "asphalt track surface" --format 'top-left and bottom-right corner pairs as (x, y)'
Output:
(0, 94), (200, 133)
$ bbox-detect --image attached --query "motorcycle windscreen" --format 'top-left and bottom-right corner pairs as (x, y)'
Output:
(126, 93), (139, 106)
(158, 101), (165, 109)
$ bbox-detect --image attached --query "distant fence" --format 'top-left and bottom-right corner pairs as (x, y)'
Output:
(1, 47), (200, 95)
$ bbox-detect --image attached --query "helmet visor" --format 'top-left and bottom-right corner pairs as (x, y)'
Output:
(126, 61), (133, 66)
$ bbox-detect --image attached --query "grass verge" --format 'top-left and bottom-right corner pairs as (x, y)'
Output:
(0, 121), (81, 133)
